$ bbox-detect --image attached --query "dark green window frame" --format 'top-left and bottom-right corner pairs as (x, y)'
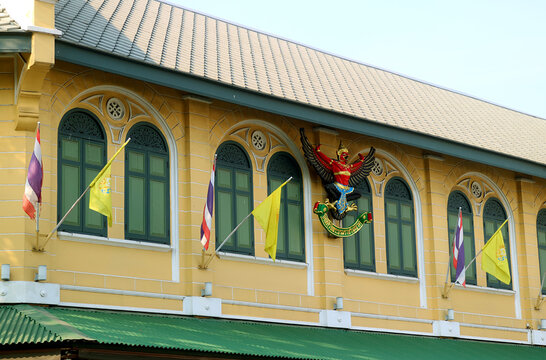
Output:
(384, 177), (417, 277)
(447, 191), (476, 285)
(125, 123), (170, 244)
(483, 198), (511, 289)
(267, 152), (305, 262)
(537, 209), (546, 295)
(343, 180), (375, 271)
(58, 109), (107, 237)
(215, 142), (254, 256)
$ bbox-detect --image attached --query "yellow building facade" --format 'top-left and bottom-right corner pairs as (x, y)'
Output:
(1, 1), (546, 358)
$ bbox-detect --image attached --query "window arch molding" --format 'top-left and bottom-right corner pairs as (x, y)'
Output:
(124, 122), (170, 244)
(216, 120), (315, 296)
(447, 190), (476, 285)
(454, 172), (520, 318)
(58, 85), (180, 283)
(538, 208), (546, 295)
(266, 151), (305, 262)
(368, 148), (426, 308)
(57, 108), (107, 237)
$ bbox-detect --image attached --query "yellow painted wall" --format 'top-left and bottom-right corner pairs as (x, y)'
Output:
(2, 57), (546, 343)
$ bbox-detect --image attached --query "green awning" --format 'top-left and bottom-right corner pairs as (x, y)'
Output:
(0, 305), (544, 359)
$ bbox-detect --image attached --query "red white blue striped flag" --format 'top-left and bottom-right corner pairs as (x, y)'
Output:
(453, 208), (466, 286)
(200, 156), (216, 250)
(23, 124), (43, 220)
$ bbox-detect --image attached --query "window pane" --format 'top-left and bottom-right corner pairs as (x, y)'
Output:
(85, 143), (103, 166)
(217, 191), (233, 247)
(235, 171), (250, 191)
(464, 234), (476, 280)
(128, 176), (146, 235)
(359, 196), (371, 212)
(287, 203), (303, 256)
(84, 168), (102, 229)
(344, 233), (358, 265)
(217, 168), (231, 188)
(62, 139), (80, 162)
(400, 203), (412, 221)
(538, 230), (546, 247)
(236, 194), (252, 250)
(484, 220), (495, 238)
(286, 182), (300, 201)
(150, 155), (166, 177)
(359, 226), (373, 267)
(387, 221), (400, 270)
(128, 151), (145, 173)
(539, 248), (546, 293)
(386, 200), (398, 218)
(61, 164), (80, 226)
(150, 180), (167, 238)
(402, 223), (415, 272)
(276, 204), (286, 255)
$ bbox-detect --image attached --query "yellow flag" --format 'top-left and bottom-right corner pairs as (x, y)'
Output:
(252, 178), (291, 261)
(481, 219), (510, 284)
(89, 165), (112, 226)
(89, 139), (130, 227)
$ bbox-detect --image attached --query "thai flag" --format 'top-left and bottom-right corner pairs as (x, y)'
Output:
(200, 156), (216, 250)
(23, 124), (43, 220)
(453, 208), (466, 286)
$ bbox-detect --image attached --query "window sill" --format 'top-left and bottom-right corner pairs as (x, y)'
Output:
(345, 269), (419, 283)
(217, 251), (308, 269)
(58, 231), (172, 252)
(454, 283), (515, 296)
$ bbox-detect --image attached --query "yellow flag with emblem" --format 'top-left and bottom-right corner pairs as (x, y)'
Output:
(481, 219), (510, 285)
(252, 178), (291, 261)
(89, 139), (130, 227)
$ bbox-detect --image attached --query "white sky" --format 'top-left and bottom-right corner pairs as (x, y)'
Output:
(169, 0), (546, 120)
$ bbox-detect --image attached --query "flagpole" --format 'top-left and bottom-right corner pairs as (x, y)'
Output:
(35, 122), (41, 250)
(38, 138), (131, 251)
(459, 216), (510, 277)
(201, 176), (292, 269)
(202, 211), (253, 268)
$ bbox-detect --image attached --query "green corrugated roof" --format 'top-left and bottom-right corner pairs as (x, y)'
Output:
(1, 305), (545, 359)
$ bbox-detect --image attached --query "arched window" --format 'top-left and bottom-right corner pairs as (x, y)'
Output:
(447, 191), (476, 285)
(343, 180), (374, 271)
(58, 109), (106, 236)
(267, 152), (304, 262)
(537, 209), (546, 295)
(483, 198), (511, 289)
(384, 178), (416, 277)
(215, 142), (253, 255)
(125, 123), (170, 244)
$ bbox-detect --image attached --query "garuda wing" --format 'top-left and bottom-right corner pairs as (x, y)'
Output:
(348, 147), (376, 188)
(300, 128), (334, 184)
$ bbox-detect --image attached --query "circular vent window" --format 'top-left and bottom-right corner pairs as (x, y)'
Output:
(251, 130), (267, 150)
(106, 98), (125, 121)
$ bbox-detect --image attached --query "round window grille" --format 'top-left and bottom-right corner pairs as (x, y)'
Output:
(251, 130), (267, 150)
(371, 158), (384, 176)
(106, 98), (125, 121)
(471, 181), (482, 198)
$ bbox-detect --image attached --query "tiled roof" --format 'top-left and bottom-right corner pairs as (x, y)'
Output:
(31, 0), (546, 166)
(0, 6), (21, 32)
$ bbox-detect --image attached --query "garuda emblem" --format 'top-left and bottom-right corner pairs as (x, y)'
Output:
(300, 128), (375, 229)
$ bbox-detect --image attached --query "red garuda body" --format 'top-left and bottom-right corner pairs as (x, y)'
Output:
(300, 128), (375, 220)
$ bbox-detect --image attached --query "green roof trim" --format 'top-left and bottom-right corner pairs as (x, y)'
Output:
(55, 41), (546, 179)
(1, 305), (546, 359)
(0, 33), (31, 53)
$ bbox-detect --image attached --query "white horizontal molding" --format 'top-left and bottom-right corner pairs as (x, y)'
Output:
(58, 231), (172, 252)
(217, 251), (308, 269)
(456, 283), (515, 296)
(345, 269), (419, 283)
